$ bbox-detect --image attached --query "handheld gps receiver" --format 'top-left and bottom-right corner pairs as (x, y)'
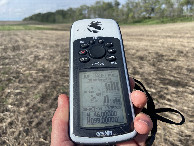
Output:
(69, 19), (137, 145)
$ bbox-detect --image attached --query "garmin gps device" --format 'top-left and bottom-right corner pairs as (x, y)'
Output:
(69, 18), (137, 144)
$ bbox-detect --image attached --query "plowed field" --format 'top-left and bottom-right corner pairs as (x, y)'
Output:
(0, 22), (193, 145)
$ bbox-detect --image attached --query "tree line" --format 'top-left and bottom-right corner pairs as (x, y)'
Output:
(23, 0), (194, 24)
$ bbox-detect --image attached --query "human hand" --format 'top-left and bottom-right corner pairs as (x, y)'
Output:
(51, 78), (153, 146)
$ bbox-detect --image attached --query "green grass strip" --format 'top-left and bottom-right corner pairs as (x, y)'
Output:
(0, 25), (57, 31)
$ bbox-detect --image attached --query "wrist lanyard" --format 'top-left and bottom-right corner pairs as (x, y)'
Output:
(134, 78), (185, 146)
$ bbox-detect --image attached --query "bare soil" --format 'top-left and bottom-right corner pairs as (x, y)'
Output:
(0, 22), (193, 146)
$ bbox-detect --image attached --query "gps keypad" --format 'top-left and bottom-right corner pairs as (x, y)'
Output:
(78, 38), (117, 64)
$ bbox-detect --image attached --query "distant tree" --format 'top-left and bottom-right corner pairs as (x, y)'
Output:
(95, 1), (114, 18)
(181, 0), (194, 15)
(112, 0), (121, 21)
(65, 8), (76, 22)
(174, 0), (184, 17)
(140, 0), (160, 18)
(23, 0), (193, 24)
(122, 0), (142, 22)
(162, 0), (175, 18)
(75, 5), (89, 20)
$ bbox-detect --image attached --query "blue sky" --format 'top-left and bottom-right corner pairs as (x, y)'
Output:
(0, 0), (127, 21)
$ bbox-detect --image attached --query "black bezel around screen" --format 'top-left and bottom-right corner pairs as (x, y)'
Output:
(73, 68), (134, 138)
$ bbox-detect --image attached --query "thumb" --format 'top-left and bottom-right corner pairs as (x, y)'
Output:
(133, 113), (153, 146)
(51, 94), (74, 146)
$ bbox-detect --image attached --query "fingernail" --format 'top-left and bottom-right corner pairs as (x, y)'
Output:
(138, 119), (150, 127)
(58, 95), (63, 107)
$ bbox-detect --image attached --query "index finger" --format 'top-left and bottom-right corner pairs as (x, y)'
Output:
(131, 90), (147, 115)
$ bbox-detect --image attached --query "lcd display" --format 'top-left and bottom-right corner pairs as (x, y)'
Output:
(79, 70), (127, 127)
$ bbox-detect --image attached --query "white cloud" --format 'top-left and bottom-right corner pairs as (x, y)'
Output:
(0, 0), (9, 7)
(34, 8), (53, 14)
(14, 8), (25, 15)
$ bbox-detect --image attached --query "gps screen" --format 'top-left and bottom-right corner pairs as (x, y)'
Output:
(79, 70), (127, 128)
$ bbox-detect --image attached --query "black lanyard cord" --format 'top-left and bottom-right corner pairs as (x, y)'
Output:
(134, 78), (185, 146)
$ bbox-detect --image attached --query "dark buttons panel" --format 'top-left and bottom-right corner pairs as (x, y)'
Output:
(77, 38), (119, 63)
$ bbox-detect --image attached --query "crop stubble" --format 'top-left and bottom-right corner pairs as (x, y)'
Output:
(0, 22), (193, 145)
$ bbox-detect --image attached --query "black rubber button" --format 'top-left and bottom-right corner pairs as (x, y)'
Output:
(98, 39), (104, 44)
(107, 48), (116, 54)
(90, 40), (95, 44)
(79, 50), (87, 55)
(81, 43), (89, 48)
(105, 42), (113, 47)
(89, 45), (106, 59)
(80, 57), (90, 63)
(106, 55), (116, 62)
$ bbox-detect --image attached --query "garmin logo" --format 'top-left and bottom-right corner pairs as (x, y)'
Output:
(87, 21), (104, 33)
(96, 130), (113, 137)
(92, 62), (105, 66)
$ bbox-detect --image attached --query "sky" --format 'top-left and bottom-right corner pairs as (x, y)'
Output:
(0, 0), (127, 21)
